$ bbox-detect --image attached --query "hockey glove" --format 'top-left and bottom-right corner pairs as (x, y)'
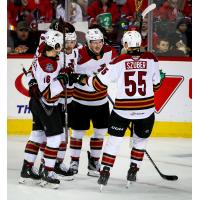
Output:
(28, 79), (41, 100)
(69, 73), (88, 86)
(57, 74), (69, 87)
(59, 67), (73, 75)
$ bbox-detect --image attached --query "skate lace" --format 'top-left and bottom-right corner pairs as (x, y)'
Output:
(94, 161), (101, 171)
(48, 171), (58, 179)
(70, 161), (79, 170)
(31, 167), (39, 175)
(59, 163), (69, 172)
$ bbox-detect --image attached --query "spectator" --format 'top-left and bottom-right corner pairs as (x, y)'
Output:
(87, 0), (120, 24)
(56, 0), (83, 23)
(156, 0), (184, 22)
(155, 38), (172, 56)
(140, 17), (158, 51)
(182, 0), (192, 18)
(7, 21), (39, 54)
(76, 0), (88, 20)
(8, 0), (37, 29)
(121, 0), (148, 18)
(7, 0), (54, 31)
(169, 17), (191, 55)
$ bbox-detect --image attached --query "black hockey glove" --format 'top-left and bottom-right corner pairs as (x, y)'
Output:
(28, 79), (41, 100)
(69, 73), (88, 86)
(57, 74), (69, 86)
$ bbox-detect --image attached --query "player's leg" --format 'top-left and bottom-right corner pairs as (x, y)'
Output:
(69, 101), (90, 174)
(88, 102), (110, 177)
(19, 98), (45, 184)
(29, 100), (63, 188)
(127, 113), (155, 182)
(54, 103), (74, 180)
(98, 111), (130, 186)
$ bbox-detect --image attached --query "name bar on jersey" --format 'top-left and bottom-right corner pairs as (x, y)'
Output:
(125, 61), (147, 70)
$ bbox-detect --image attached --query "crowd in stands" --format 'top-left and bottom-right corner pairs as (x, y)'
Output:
(7, 0), (192, 57)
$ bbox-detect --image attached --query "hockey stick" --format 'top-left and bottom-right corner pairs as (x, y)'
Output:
(141, 3), (156, 19)
(107, 95), (178, 181)
(145, 150), (178, 181)
(63, 25), (69, 144)
(138, 3), (156, 34)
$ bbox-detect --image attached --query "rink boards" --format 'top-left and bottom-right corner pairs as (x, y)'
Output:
(7, 55), (192, 137)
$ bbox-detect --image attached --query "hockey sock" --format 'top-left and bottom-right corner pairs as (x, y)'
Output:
(100, 135), (123, 170)
(130, 134), (148, 168)
(90, 138), (104, 161)
(90, 128), (107, 160)
(70, 130), (84, 161)
(40, 142), (47, 158)
(24, 141), (40, 164)
(101, 153), (116, 168)
(70, 137), (82, 161)
(57, 132), (67, 163)
(44, 134), (61, 171)
(24, 130), (45, 163)
(130, 148), (145, 169)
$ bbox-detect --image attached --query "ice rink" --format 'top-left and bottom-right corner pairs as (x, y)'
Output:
(7, 136), (191, 200)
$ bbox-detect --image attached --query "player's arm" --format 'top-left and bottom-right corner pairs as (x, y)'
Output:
(86, 63), (120, 91)
(152, 57), (162, 92)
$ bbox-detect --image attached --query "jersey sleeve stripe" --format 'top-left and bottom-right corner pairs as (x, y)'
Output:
(92, 76), (107, 91)
(153, 82), (161, 91)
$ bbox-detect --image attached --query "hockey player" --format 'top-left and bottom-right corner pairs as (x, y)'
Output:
(54, 31), (79, 179)
(19, 29), (71, 189)
(80, 30), (161, 189)
(26, 20), (77, 181)
(69, 28), (118, 176)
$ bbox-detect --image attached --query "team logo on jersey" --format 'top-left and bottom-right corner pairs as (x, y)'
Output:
(45, 63), (54, 72)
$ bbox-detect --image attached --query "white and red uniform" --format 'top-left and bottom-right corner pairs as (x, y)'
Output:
(31, 53), (63, 106)
(58, 48), (78, 104)
(88, 51), (162, 172)
(69, 44), (117, 175)
(73, 45), (117, 106)
(88, 52), (161, 119)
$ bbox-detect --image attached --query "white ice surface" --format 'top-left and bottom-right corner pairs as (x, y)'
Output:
(8, 136), (191, 200)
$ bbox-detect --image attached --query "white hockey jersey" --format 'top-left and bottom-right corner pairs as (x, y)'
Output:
(31, 49), (64, 106)
(58, 48), (78, 104)
(87, 52), (161, 119)
(73, 45), (117, 106)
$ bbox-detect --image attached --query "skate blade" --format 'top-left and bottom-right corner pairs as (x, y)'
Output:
(126, 181), (133, 188)
(40, 180), (60, 189)
(87, 170), (99, 177)
(57, 174), (74, 181)
(18, 177), (41, 185)
(99, 184), (103, 192)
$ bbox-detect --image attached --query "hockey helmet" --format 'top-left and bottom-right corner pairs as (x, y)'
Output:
(65, 31), (77, 41)
(122, 31), (142, 48)
(45, 29), (63, 50)
(86, 28), (104, 45)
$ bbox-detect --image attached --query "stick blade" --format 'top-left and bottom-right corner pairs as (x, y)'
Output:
(161, 174), (178, 181)
(142, 3), (156, 18)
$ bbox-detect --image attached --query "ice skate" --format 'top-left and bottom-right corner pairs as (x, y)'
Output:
(40, 168), (60, 189)
(126, 163), (138, 188)
(69, 160), (79, 175)
(97, 166), (110, 192)
(18, 160), (41, 184)
(54, 161), (74, 181)
(87, 151), (101, 177)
